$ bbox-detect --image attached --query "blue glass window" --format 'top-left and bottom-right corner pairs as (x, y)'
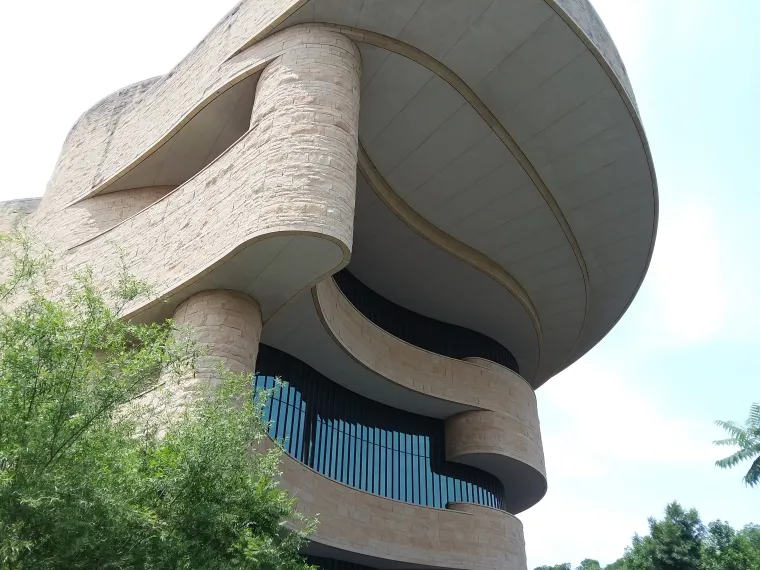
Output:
(333, 270), (519, 374)
(255, 345), (504, 511)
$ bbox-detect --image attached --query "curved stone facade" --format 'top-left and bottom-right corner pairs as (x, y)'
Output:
(25, 1), (656, 568)
(174, 290), (263, 380)
(315, 276), (546, 514)
(0, 198), (40, 233)
(278, 445), (528, 570)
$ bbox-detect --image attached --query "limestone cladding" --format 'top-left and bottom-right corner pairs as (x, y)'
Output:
(35, 1), (301, 218)
(0, 198), (41, 233)
(173, 290), (263, 381)
(315, 277), (546, 480)
(42, 26), (360, 321)
(278, 445), (528, 570)
(54, 186), (175, 250)
(445, 409), (543, 471)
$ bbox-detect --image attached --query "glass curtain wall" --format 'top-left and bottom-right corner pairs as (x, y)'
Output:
(254, 345), (505, 510)
(333, 270), (519, 373)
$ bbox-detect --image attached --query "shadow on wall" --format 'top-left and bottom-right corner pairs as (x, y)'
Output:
(334, 269), (520, 373)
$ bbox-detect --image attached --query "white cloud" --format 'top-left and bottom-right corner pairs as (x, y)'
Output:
(521, 356), (721, 567)
(0, 0), (238, 202)
(539, 357), (718, 472)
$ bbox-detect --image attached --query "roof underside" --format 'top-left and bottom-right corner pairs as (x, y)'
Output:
(272, 0), (657, 384)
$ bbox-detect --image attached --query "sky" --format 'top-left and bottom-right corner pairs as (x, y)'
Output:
(0, 0), (758, 567)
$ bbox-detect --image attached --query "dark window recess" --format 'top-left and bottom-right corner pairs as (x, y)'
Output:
(254, 345), (505, 511)
(333, 270), (519, 374)
(306, 556), (377, 570)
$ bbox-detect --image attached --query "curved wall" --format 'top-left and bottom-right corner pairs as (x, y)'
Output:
(31, 1), (656, 568)
(314, 276), (546, 513)
(276, 439), (527, 570)
(44, 26), (361, 324)
(255, 344), (504, 510)
(59, 186), (175, 250)
(334, 269), (519, 373)
(0, 198), (40, 233)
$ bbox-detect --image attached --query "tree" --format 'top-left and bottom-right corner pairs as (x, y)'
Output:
(646, 503), (705, 570)
(715, 403), (760, 487)
(0, 230), (315, 569)
(535, 565), (571, 570)
(611, 503), (705, 570)
(702, 521), (760, 570)
(533, 503), (760, 570)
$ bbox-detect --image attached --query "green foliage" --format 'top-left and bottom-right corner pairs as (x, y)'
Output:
(534, 503), (760, 570)
(0, 232), (316, 569)
(646, 502), (704, 570)
(715, 403), (760, 487)
(702, 522), (760, 570)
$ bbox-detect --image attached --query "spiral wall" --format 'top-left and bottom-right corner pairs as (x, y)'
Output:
(17, 1), (657, 568)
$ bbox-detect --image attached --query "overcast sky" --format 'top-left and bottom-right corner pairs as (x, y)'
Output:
(1, 1), (758, 567)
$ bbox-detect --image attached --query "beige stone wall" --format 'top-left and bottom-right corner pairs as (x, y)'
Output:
(53, 186), (175, 250)
(314, 276), (545, 516)
(445, 409), (545, 478)
(0, 198), (41, 233)
(35, 1), (302, 219)
(315, 277), (545, 475)
(278, 445), (527, 570)
(173, 290), (262, 380)
(148, 288), (527, 569)
(41, 26), (360, 323)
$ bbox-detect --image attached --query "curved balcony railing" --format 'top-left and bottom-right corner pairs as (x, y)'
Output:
(254, 345), (505, 510)
(333, 270), (520, 374)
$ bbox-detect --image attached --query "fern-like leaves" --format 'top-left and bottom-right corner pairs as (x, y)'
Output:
(714, 402), (760, 487)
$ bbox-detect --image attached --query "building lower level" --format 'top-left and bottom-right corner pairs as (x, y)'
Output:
(2, 1), (657, 568)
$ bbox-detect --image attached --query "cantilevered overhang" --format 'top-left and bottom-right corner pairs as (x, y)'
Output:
(268, 0), (657, 386)
(39, 0), (656, 390)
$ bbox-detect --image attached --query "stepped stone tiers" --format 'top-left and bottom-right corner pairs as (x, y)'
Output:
(3, 1), (657, 568)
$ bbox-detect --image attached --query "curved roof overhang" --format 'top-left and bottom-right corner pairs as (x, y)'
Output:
(44, 0), (656, 389)
(264, 0), (657, 385)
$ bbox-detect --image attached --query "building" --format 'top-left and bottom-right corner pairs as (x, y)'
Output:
(1, 1), (657, 568)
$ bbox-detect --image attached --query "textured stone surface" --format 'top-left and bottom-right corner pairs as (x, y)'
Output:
(276, 443), (528, 570)
(0, 198), (41, 233)
(43, 25), (360, 322)
(133, 289), (262, 429)
(173, 290), (262, 381)
(22, 0), (650, 565)
(314, 277), (546, 506)
(53, 186), (174, 250)
(34, 1), (303, 219)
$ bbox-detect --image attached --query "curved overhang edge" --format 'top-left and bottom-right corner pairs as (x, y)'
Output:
(47, 1), (656, 386)
(543, 0), (659, 370)
(313, 277), (547, 512)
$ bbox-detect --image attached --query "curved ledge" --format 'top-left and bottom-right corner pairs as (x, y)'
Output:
(48, 26), (360, 323)
(358, 148), (542, 346)
(334, 269), (520, 373)
(445, 409), (546, 514)
(58, 186), (176, 251)
(0, 198), (40, 233)
(335, 22), (590, 286)
(314, 277), (546, 512)
(323, 22), (592, 368)
(274, 439), (528, 570)
(546, 0), (660, 370)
